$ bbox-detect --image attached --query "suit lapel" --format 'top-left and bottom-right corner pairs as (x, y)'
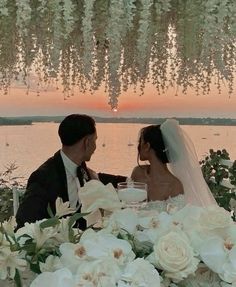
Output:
(53, 151), (69, 202)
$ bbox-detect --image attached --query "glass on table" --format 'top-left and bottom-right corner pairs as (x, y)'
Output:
(117, 181), (147, 209)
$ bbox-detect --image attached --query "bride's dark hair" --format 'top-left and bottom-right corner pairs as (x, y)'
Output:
(138, 125), (169, 164)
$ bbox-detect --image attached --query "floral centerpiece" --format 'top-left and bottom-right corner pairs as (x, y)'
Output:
(1, 180), (236, 286)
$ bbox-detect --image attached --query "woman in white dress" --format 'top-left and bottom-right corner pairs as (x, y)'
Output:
(131, 119), (216, 208)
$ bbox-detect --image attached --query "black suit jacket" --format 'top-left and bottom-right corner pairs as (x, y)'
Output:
(16, 151), (69, 229)
(16, 151), (127, 229)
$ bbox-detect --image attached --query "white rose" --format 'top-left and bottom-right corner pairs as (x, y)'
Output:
(199, 206), (233, 231)
(151, 231), (199, 282)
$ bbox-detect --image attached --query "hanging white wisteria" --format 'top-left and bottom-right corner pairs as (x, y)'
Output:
(0, 0), (236, 108)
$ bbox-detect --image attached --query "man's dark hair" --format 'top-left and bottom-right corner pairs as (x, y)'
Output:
(58, 114), (96, 146)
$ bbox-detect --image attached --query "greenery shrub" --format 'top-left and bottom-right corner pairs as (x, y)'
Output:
(200, 149), (236, 219)
(0, 163), (26, 222)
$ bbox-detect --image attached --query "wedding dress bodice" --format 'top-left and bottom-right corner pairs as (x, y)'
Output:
(142, 194), (186, 213)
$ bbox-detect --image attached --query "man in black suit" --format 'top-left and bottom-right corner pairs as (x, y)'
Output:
(16, 114), (126, 230)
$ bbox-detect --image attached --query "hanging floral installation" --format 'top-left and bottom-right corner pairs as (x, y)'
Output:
(0, 0), (236, 109)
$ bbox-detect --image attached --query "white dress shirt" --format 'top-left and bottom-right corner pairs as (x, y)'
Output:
(60, 150), (81, 209)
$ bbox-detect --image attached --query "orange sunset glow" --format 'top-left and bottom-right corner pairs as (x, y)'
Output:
(1, 80), (236, 118)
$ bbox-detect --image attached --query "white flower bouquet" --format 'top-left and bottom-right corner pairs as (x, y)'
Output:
(1, 181), (236, 287)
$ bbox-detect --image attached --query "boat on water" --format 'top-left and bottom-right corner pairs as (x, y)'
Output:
(102, 137), (106, 147)
(5, 135), (9, 146)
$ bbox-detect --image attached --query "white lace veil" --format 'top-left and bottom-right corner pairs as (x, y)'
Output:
(160, 119), (217, 207)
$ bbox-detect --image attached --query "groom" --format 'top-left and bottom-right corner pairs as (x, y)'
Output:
(16, 114), (126, 230)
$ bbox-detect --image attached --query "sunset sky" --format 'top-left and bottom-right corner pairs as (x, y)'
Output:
(0, 81), (236, 118)
(0, 0), (236, 120)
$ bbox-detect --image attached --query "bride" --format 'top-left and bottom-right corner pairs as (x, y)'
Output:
(131, 119), (217, 208)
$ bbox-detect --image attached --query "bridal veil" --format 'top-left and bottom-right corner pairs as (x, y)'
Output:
(160, 119), (217, 207)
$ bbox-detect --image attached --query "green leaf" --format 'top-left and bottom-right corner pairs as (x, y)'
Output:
(68, 212), (90, 229)
(47, 204), (55, 218)
(14, 269), (22, 287)
(30, 262), (41, 274)
(40, 217), (60, 229)
(68, 227), (75, 243)
(133, 239), (153, 258)
(21, 241), (36, 254)
(17, 233), (32, 240)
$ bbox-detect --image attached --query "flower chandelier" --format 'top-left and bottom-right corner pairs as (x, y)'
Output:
(0, 0), (236, 109)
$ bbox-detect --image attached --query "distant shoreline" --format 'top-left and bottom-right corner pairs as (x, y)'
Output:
(0, 117), (32, 126)
(0, 116), (236, 126)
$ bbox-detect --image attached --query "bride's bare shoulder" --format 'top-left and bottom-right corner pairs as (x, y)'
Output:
(171, 176), (184, 196)
(131, 165), (149, 181)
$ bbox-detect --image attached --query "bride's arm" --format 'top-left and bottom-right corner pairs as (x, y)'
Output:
(131, 166), (139, 181)
(131, 166), (147, 182)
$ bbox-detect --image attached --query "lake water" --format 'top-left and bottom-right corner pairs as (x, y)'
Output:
(0, 122), (235, 183)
